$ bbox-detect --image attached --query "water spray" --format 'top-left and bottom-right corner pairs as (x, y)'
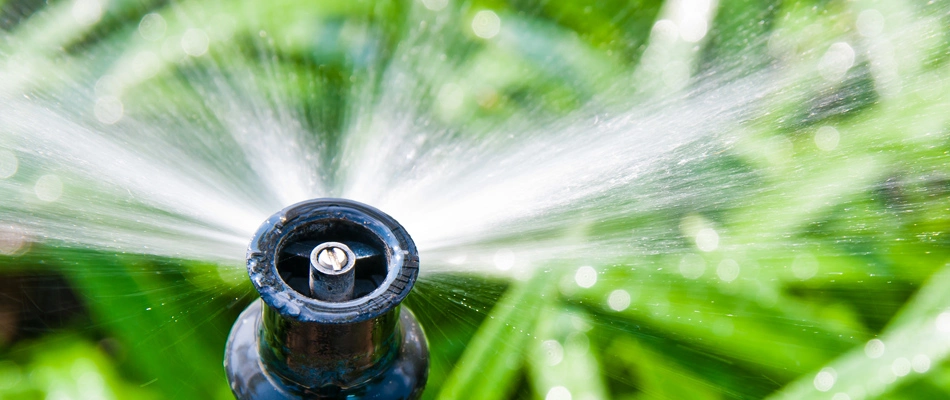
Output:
(224, 199), (428, 399)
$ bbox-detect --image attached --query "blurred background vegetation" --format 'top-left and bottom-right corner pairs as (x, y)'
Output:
(1, 0), (949, 399)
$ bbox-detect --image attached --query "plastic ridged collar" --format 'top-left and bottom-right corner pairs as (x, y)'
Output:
(246, 198), (419, 324)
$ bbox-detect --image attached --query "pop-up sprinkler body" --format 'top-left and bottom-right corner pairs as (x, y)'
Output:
(225, 199), (428, 399)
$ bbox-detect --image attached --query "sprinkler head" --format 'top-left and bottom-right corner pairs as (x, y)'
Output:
(225, 199), (428, 399)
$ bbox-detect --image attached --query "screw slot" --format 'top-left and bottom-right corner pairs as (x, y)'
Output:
(309, 241), (357, 301)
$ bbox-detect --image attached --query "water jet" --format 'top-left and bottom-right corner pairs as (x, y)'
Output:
(224, 198), (428, 399)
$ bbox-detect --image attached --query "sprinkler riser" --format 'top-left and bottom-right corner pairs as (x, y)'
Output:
(258, 304), (399, 387)
(224, 199), (428, 399)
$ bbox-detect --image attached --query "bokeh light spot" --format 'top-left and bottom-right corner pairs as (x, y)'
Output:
(0, 150), (18, 179)
(139, 13), (167, 41)
(72, 0), (103, 26)
(865, 339), (885, 359)
(818, 42), (855, 82)
(813, 368), (836, 392)
(911, 354), (931, 373)
(791, 253), (819, 280)
(857, 9), (885, 38)
(695, 227), (719, 252)
(936, 312), (950, 333)
(493, 249), (514, 271)
(541, 340), (564, 366)
(814, 126), (840, 151)
(717, 259), (740, 282)
(35, 175), (63, 202)
(94, 96), (124, 124)
(472, 11), (501, 39)
(422, 0), (447, 11)
(546, 386), (572, 400)
(891, 357), (911, 377)
(182, 28), (210, 56)
(575, 266), (597, 288)
(679, 253), (705, 279)
(0, 224), (28, 256)
(607, 289), (630, 311)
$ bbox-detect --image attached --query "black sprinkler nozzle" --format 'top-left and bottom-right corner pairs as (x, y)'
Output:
(225, 199), (428, 399)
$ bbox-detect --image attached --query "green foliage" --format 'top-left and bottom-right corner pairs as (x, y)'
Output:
(2, 0), (950, 399)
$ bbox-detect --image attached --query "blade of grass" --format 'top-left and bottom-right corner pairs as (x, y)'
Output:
(767, 263), (950, 399)
(438, 272), (552, 400)
(527, 306), (608, 400)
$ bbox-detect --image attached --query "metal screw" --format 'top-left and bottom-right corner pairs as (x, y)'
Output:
(309, 242), (357, 301)
(317, 246), (348, 271)
(310, 242), (356, 275)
